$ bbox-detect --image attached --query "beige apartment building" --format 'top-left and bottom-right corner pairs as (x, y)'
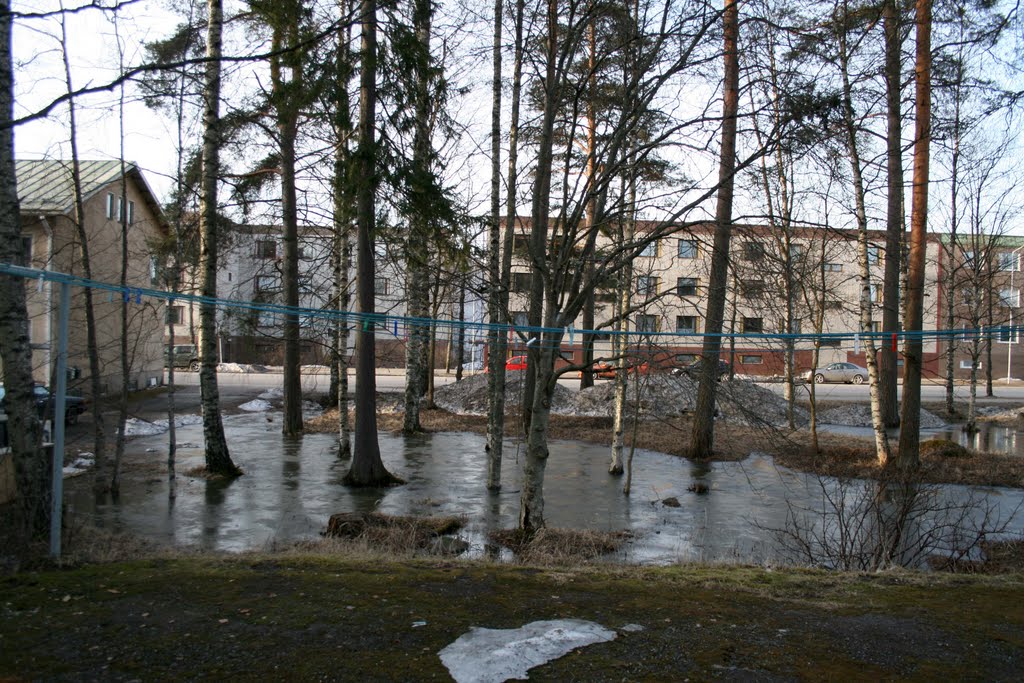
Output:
(14, 159), (167, 394)
(506, 221), (943, 377)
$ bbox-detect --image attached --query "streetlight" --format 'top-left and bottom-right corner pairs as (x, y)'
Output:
(1006, 245), (1024, 384)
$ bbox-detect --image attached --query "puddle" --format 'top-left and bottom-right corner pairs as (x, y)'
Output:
(66, 412), (1024, 564)
(822, 421), (1024, 457)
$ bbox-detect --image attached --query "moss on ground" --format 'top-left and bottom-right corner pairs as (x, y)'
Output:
(2, 558), (1023, 680)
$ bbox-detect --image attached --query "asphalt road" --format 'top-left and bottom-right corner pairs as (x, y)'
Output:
(166, 369), (1024, 404)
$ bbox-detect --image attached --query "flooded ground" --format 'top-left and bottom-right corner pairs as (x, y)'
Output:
(66, 412), (1024, 565)
(823, 421), (1024, 457)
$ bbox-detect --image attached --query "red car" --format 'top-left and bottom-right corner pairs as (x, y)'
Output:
(505, 355), (528, 371)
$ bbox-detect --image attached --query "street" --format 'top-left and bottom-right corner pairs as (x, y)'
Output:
(167, 369), (1024, 405)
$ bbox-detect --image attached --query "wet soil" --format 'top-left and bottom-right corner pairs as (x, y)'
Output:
(1, 558), (1022, 681)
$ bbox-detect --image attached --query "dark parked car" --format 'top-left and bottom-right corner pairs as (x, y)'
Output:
(0, 383), (86, 424)
(674, 358), (730, 381)
(167, 344), (201, 371)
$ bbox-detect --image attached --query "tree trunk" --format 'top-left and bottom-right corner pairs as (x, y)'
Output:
(198, 0), (240, 477)
(880, 0), (903, 428)
(334, 0), (354, 458)
(609, 192), (634, 475)
(59, 10), (107, 494)
(579, 21), (598, 392)
(897, 0), (932, 469)
(688, 0), (739, 459)
(346, 0), (398, 486)
(485, 0), (524, 491)
(0, 0), (47, 539)
(402, 0), (433, 434)
(838, 14), (890, 466)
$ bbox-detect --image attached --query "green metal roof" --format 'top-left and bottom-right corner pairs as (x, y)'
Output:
(15, 159), (163, 222)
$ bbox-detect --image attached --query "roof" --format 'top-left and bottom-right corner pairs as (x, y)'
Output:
(15, 159), (166, 230)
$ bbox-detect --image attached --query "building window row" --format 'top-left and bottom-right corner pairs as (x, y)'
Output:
(105, 192), (135, 224)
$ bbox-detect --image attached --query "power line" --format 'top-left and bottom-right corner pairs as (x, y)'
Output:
(1, 262), (1018, 351)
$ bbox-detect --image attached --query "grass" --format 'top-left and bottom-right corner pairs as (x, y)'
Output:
(1, 555), (1023, 680)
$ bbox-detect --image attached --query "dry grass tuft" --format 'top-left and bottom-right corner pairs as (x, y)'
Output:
(489, 527), (630, 565)
(321, 512), (467, 558)
(920, 439), (973, 459)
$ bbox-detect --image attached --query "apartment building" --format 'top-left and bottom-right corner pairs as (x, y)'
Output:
(506, 220), (944, 377)
(13, 159), (167, 394)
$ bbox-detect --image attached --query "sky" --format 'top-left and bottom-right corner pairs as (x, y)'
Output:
(10, 0), (1024, 236)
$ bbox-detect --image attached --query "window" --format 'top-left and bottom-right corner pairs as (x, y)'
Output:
(743, 241), (765, 261)
(258, 310), (277, 327)
(256, 275), (279, 292)
(511, 271), (533, 293)
(824, 263), (842, 272)
(740, 355), (763, 364)
(676, 315), (698, 334)
(740, 279), (764, 298)
(999, 251), (1020, 272)
(166, 305), (184, 325)
(675, 353), (698, 364)
(513, 234), (530, 256)
(821, 337), (842, 348)
(375, 277), (389, 296)
(742, 317), (763, 333)
(678, 239), (697, 259)
(299, 275), (315, 293)
(512, 311), (529, 328)
(21, 235), (31, 266)
(127, 200), (135, 225)
(636, 276), (658, 297)
(256, 240), (277, 259)
(117, 196), (124, 222)
(636, 315), (658, 333)
(297, 245), (309, 260)
(960, 359), (981, 370)
(677, 277), (697, 297)
(868, 245), (880, 264)
(149, 256), (159, 285)
(963, 251), (976, 268)
(1000, 287), (1020, 308)
(870, 321), (881, 334)
(962, 288), (977, 306)
(789, 244), (805, 261)
(639, 240), (658, 258)
(869, 283), (880, 303)
(105, 193), (114, 219)
(998, 326), (1018, 343)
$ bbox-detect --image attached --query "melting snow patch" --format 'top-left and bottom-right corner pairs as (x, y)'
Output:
(258, 388), (284, 400)
(239, 399), (273, 412)
(438, 619), (615, 683)
(63, 454), (95, 478)
(122, 418), (166, 437)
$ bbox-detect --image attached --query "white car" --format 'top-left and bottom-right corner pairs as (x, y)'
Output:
(803, 362), (868, 384)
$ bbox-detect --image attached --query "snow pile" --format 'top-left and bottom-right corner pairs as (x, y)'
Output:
(434, 372), (804, 427)
(122, 418), (166, 437)
(217, 363), (263, 374)
(976, 405), (1024, 422)
(817, 404), (946, 429)
(433, 373), (579, 416)
(63, 453), (94, 478)
(239, 399), (273, 412)
(438, 619), (616, 683)
(122, 414), (203, 437)
(258, 388), (284, 400)
(302, 400), (324, 416)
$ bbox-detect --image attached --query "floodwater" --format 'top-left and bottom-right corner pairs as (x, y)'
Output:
(823, 421), (1024, 457)
(67, 412), (1024, 566)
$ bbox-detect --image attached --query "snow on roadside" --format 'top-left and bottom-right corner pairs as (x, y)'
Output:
(817, 403), (946, 428)
(239, 399), (273, 412)
(122, 414), (203, 437)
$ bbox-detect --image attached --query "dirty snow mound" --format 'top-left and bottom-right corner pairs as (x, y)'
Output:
(258, 388), (284, 400)
(433, 373), (578, 416)
(716, 379), (810, 428)
(239, 399), (273, 412)
(817, 403), (945, 428)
